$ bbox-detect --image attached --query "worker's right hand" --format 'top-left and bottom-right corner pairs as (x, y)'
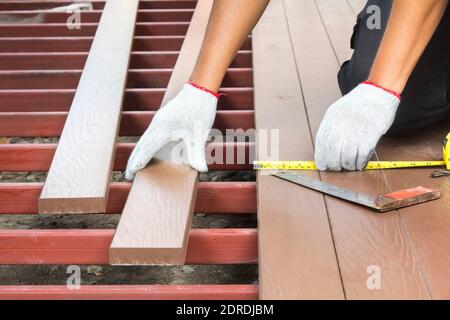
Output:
(125, 82), (219, 180)
(314, 82), (401, 171)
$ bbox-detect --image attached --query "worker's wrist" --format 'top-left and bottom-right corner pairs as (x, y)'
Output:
(365, 70), (407, 94)
(361, 80), (402, 101)
(186, 80), (225, 99)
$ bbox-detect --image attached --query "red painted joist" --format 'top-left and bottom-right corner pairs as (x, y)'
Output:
(0, 0), (107, 11)
(0, 22), (190, 37)
(0, 285), (258, 300)
(0, 36), (182, 53)
(0, 68), (253, 89)
(0, 110), (255, 137)
(0, 181), (257, 215)
(0, 36), (251, 53)
(0, 9), (195, 23)
(0, 1), (197, 11)
(0, 51), (252, 70)
(0, 87), (254, 111)
(0, 229), (258, 265)
(0, 142), (254, 172)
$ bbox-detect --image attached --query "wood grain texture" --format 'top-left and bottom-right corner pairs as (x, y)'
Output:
(346, 0), (367, 16)
(39, 0), (139, 214)
(109, 0), (214, 265)
(377, 122), (450, 299)
(109, 160), (198, 265)
(289, 0), (429, 299)
(253, 0), (344, 300)
(316, 0), (355, 63)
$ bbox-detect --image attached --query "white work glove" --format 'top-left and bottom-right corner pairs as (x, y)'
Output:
(125, 82), (218, 180)
(315, 82), (401, 171)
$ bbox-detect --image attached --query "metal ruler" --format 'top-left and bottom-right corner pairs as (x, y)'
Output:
(272, 171), (441, 213)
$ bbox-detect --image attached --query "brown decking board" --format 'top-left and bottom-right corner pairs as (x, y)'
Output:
(284, 0), (446, 299)
(109, 0), (212, 265)
(39, 0), (139, 214)
(377, 125), (450, 299)
(253, 0), (344, 300)
(343, 1), (449, 297)
(0, 0), (257, 300)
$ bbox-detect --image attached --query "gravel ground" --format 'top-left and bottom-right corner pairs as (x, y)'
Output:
(0, 136), (258, 286)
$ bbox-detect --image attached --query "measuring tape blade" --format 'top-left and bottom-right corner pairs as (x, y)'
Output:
(253, 161), (317, 170)
(253, 160), (446, 170)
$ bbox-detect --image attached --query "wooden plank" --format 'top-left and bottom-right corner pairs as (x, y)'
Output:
(253, 0), (344, 300)
(0, 229), (258, 265)
(287, 0), (429, 299)
(346, 0), (366, 16)
(0, 181), (257, 215)
(109, 0), (213, 266)
(0, 285), (258, 300)
(377, 123), (450, 299)
(316, 0), (355, 63)
(38, 0), (139, 214)
(109, 160), (198, 265)
(343, 25), (448, 310)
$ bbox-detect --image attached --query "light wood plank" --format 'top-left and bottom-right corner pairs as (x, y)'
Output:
(39, 0), (139, 214)
(286, 0), (429, 299)
(316, 0), (355, 64)
(347, 0), (366, 16)
(254, 0), (344, 300)
(109, 0), (213, 265)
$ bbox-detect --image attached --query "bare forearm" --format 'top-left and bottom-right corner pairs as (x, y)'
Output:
(368, 0), (448, 93)
(190, 0), (270, 92)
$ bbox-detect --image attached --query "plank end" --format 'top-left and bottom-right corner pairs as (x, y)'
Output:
(108, 247), (188, 266)
(108, 160), (198, 265)
(38, 196), (107, 214)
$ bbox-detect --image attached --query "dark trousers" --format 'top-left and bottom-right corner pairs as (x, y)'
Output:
(338, 1), (450, 136)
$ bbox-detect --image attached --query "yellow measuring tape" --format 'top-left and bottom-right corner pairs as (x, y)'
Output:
(253, 160), (446, 170)
(254, 133), (450, 171)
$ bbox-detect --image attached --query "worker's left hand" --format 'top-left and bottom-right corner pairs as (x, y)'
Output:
(125, 82), (218, 180)
(314, 82), (401, 171)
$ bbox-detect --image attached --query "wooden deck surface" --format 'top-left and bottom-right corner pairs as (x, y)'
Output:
(255, 0), (449, 299)
(0, 0), (448, 300)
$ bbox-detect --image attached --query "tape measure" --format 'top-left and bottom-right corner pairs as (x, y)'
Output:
(254, 132), (450, 171)
(253, 160), (445, 170)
